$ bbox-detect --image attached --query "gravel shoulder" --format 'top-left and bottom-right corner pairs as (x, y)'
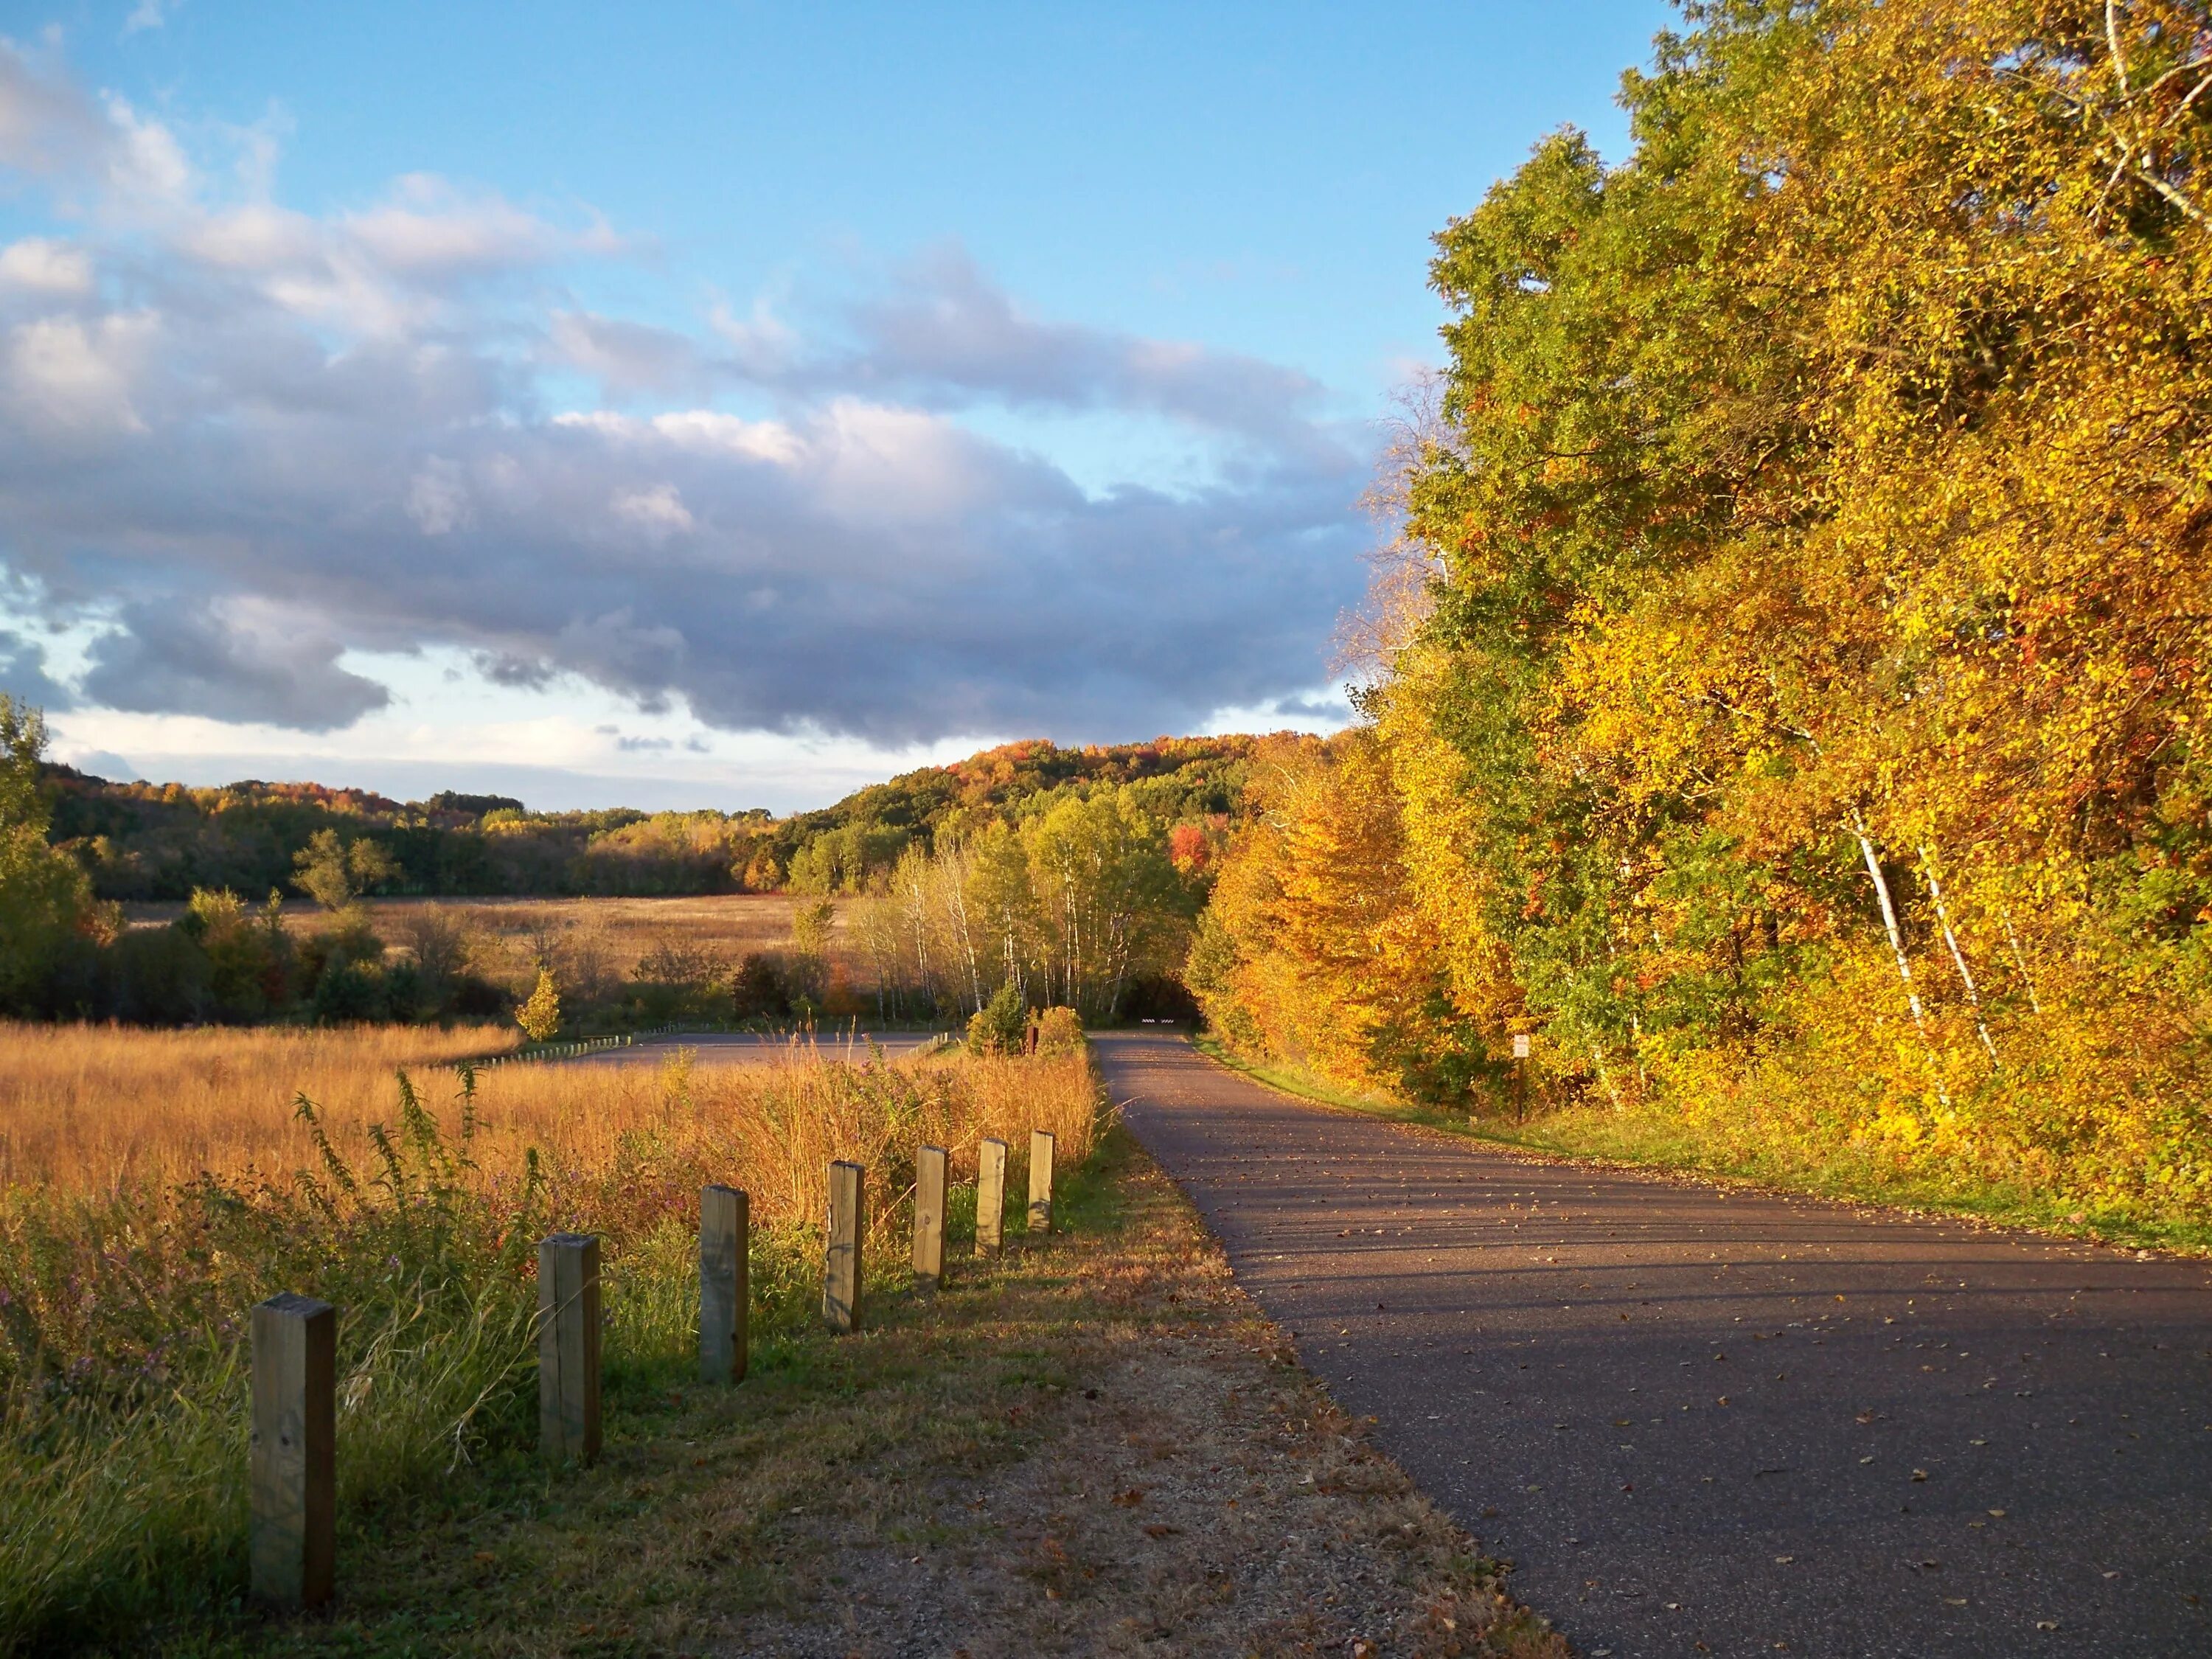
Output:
(234, 1124), (1562, 1659)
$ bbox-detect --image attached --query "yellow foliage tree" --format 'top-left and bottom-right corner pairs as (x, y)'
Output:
(1198, 0), (2212, 1223)
(515, 968), (562, 1043)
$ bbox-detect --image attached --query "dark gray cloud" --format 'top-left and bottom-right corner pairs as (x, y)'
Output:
(0, 625), (73, 710)
(78, 601), (392, 730)
(0, 42), (1369, 745)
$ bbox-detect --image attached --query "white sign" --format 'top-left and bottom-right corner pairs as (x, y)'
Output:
(1512, 1034), (1532, 1060)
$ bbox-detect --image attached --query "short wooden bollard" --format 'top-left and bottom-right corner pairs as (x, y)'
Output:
(1029, 1129), (1056, 1235)
(249, 1293), (335, 1609)
(975, 1137), (1008, 1257)
(700, 1186), (749, 1385)
(538, 1233), (602, 1464)
(824, 1160), (865, 1333)
(913, 1144), (947, 1287)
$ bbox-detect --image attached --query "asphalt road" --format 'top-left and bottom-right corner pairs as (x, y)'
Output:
(1094, 1032), (2212, 1659)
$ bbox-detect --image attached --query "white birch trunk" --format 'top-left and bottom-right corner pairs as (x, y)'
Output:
(1849, 810), (1950, 1106)
(1998, 908), (2045, 1016)
(1919, 845), (1997, 1063)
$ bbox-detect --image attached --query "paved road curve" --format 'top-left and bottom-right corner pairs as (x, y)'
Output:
(1095, 1032), (2212, 1659)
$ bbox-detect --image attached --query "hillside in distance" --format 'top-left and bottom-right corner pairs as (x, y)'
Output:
(43, 734), (1281, 903)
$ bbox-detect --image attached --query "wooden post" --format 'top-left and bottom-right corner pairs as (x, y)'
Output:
(538, 1233), (602, 1464)
(824, 1161), (865, 1333)
(700, 1186), (748, 1385)
(1029, 1129), (1056, 1236)
(913, 1144), (947, 1288)
(975, 1137), (1007, 1258)
(250, 1293), (335, 1609)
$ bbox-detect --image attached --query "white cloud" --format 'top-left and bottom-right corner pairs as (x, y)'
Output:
(344, 173), (580, 272)
(611, 482), (694, 541)
(122, 0), (178, 36)
(0, 236), (93, 293)
(98, 91), (192, 204)
(6, 310), (154, 432)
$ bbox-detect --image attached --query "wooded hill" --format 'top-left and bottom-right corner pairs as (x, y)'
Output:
(38, 736), (1262, 903)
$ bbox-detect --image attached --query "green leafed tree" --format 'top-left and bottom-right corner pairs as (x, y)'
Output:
(0, 696), (97, 1014)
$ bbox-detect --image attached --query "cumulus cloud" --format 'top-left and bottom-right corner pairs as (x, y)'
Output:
(79, 599), (392, 730)
(5, 310), (155, 432)
(0, 236), (94, 293)
(0, 626), (73, 711)
(0, 41), (114, 182)
(0, 39), (1369, 746)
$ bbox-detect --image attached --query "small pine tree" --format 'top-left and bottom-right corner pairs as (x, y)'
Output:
(965, 981), (1028, 1056)
(516, 967), (562, 1043)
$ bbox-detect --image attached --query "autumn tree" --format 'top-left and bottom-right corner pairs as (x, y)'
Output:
(516, 967), (563, 1043)
(1205, 0), (2212, 1220)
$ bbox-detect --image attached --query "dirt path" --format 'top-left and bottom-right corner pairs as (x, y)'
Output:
(265, 1129), (1563, 1658)
(724, 1142), (1562, 1659)
(1096, 1032), (2212, 1659)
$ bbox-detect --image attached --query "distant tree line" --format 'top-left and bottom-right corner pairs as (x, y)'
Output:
(38, 734), (1258, 905)
(0, 700), (1255, 1026)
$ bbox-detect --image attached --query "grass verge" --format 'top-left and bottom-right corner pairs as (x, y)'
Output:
(167, 1124), (1561, 1659)
(1190, 1034), (2212, 1258)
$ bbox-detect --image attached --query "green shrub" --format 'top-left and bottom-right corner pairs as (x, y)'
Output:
(965, 981), (1028, 1055)
(1034, 1005), (1084, 1057)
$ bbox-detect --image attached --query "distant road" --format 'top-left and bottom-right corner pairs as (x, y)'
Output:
(563, 1032), (941, 1068)
(1096, 1032), (2212, 1659)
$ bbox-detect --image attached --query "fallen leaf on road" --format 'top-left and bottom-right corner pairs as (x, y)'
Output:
(1912, 1469), (1930, 1482)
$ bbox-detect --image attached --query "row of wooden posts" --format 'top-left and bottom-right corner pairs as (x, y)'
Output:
(246, 1129), (1057, 1610)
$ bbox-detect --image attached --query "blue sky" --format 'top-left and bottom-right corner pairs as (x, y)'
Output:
(1, 1), (1671, 811)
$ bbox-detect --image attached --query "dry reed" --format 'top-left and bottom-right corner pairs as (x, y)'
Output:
(0, 1022), (518, 1195)
(0, 1023), (1094, 1218)
(0, 1030), (1100, 1647)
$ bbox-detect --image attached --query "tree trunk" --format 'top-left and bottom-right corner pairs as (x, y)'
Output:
(1919, 845), (1997, 1063)
(1849, 810), (1950, 1106)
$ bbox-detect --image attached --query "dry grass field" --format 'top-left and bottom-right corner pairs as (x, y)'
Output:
(118, 891), (868, 994)
(0, 1020), (1079, 1217)
(347, 893), (845, 984)
(0, 1026), (1102, 1649)
(0, 1022), (518, 1194)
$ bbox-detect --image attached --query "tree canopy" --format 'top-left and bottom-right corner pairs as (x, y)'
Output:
(1194, 0), (2212, 1223)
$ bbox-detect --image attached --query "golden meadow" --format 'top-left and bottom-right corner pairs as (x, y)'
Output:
(0, 1021), (1099, 1649)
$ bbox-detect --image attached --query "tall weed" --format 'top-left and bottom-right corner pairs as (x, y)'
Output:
(0, 1047), (1098, 1651)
